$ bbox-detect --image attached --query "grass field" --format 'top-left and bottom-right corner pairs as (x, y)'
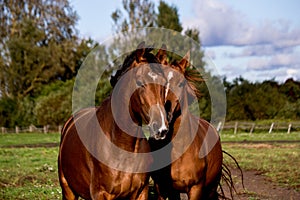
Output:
(220, 131), (300, 142)
(0, 133), (60, 147)
(221, 131), (300, 190)
(0, 132), (299, 199)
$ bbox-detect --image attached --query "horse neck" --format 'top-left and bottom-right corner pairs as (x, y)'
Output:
(99, 97), (144, 152)
(170, 94), (199, 149)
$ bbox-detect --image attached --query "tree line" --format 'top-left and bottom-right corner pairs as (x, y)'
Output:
(0, 0), (299, 127)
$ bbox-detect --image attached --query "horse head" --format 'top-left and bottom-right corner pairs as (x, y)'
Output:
(156, 46), (202, 125)
(111, 42), (169, 140)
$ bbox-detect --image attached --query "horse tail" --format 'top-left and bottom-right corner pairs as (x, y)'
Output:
(218, 150), (244, 200)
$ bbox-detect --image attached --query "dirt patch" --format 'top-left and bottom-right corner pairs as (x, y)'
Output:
(239, 143), (273, 149)
(224, 168), (300, 200)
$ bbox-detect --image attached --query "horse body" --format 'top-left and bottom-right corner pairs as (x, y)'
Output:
(59, 98), (152, 200)
(170, 117), (222, 199)
(150, 116), (222, 200)
(58, 42), (169, 200)
(150, 48), (223, 200)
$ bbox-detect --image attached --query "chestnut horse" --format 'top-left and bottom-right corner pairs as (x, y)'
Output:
(58, 42), (169, 200)
(150, 48), (223, 200)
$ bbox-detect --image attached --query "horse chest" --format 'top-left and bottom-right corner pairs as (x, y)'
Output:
(98, 170), (147, 196)
(171, 155), (206, 189)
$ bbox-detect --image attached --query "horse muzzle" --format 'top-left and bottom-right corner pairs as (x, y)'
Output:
(150, 130), (168, 140)
(148, 104), (169, 140)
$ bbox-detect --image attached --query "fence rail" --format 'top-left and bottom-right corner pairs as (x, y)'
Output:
(218, 121), (300, 134)
(1, 121), (300, 134)
(1, 125), (62, 134)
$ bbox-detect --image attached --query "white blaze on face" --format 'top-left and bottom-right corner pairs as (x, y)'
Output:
(149, 104), (168, 134)
(148, 71), (158, 81)
(158, 104), (168, 133)
(165, 71), (174, 100)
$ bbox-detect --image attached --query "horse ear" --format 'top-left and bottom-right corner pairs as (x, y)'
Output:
(178, 50), (190, 72)
(156, 44), (168, 65)
(136, 41), (146, 62)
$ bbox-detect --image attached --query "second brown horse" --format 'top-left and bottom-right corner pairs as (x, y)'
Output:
(150, 48), (223, 200)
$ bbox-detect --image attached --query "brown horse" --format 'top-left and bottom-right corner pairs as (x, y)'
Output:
(58, 42), (170, 200)
(150, 48), (223, 200)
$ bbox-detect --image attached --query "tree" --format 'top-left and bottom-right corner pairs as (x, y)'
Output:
(0, 0), (79, 99)
(111, 0), (155, 33)
(34, 80), (74, 126)
(156, 1), (182, 32)
(226, 78), (288, 121)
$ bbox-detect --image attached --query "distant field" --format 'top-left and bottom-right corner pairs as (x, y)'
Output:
(0, 132), (60, 147)
(0, 132), (299, 199)
(220, 131), (300, 142)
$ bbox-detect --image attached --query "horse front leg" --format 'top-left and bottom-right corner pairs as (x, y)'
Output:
(134, 185), (149, 200)
(188, 185), (204, 200)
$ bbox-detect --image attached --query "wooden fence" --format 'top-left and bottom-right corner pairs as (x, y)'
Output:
(1, 121), (300, 134)
(217, 121), (300, 134)
(1, 124), (62, 134)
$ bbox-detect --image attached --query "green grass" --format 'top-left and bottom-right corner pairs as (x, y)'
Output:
(0, 147), (60, 199)
(222, 142), (300, 191)
(220, 131), (300, 142)
(0, 132), (60, 147)
(0, 132), (299, 199)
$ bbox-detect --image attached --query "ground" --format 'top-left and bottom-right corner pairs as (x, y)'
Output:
(223, 168), (300, 200)
(178, 168), (300, 200)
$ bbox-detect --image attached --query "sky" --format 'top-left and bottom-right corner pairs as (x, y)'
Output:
(71, 0), (300, 83)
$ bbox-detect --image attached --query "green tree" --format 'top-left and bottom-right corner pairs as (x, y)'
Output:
(0, 0), (79, 99)
(34, 80), (74, 126)
(226, 78), (288, 121)
(111, 0), (155, 33)
(0, 97), (17, 127)
(156, 1), (182, 32)
(279, 78), (300, 102)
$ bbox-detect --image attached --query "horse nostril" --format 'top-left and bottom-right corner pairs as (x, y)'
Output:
(152, 122), (158, 132)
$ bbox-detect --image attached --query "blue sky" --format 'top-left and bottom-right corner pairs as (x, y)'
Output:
(71, 0), (300, 82)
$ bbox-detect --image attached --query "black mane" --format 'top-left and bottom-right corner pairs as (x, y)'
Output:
(110, 46), (163, 87)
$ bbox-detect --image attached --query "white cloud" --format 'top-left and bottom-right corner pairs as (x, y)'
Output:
(182, 0), (300, 82)
(228, 45), (295, 58)
(247, 53), (299, 71)
(204, 50), (216, 59)
(184, 0), (300, 48)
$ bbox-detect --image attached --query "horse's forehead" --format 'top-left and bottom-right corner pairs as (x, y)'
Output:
(135, 63), (150, 75)
(136, 63), (166, 81)
(164, 67), (183, 82)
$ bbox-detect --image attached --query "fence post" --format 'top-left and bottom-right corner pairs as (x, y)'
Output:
(269, 122), (274, 134)
(287, 123), (292, 134)
(216, 122), (222, 132)
(29, 125), (33, 132)
(58, 125), (62, 133)
(1, 127), (6, 134)
(250, 123), (255, 134)
(234, 122), (238, 134)
(43, 125), (48, 134)
(15, 126), (19, 134)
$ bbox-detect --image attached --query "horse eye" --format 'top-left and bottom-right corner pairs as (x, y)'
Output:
(179, 81), (185, 88)
(136, 80), (143, 87)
